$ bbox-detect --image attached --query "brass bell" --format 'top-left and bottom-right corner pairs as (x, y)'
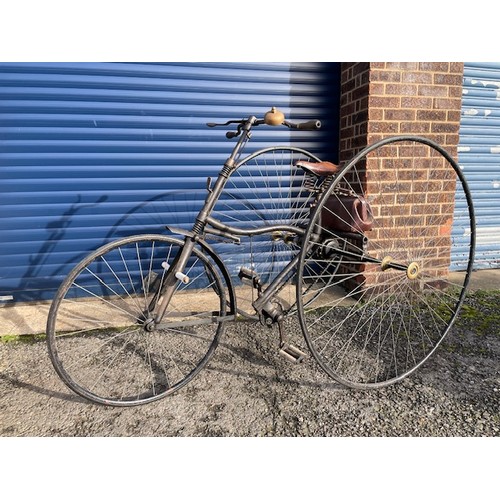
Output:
(264, 107), (285, 126)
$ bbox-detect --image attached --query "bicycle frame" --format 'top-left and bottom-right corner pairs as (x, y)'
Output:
(46, 117), (477, 404)
(151, 115), (313, 325)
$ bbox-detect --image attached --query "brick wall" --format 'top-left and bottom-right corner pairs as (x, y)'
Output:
(366, 62), (463, 153)
(339, 62), (371, 163)
(337, 62), (464, 291)
(339, 62), (464, 161)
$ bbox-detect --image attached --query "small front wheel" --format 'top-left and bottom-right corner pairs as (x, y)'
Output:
(47, 234), (228, 406)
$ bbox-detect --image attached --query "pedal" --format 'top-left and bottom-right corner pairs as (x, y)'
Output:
(279, 344), (307, 363)
(238, 267), (262, 291)
(238, 266), (258, 281)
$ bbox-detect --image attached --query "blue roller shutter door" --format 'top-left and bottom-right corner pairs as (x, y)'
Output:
(457, 63), (500, 269)
(0, 62), (340, 301)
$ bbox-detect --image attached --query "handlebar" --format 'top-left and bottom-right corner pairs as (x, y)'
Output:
(284, 119), (321, 131)
(206, 107), (321, 138)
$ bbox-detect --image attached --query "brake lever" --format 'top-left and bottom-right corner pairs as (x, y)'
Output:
(226, 130), (240, 139)
(226, 123), (243, 139)
(206, 119), (244, 127)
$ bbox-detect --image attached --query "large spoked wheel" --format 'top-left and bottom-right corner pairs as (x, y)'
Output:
(297, 136), (475, 388)
(47, 234), (228, 406)
(212, 146), (325, 318)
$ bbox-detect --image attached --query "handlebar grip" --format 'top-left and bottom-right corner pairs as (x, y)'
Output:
(295, 120), (321, 130)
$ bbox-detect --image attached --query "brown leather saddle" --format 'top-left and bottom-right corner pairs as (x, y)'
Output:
(296, 160), (373, 232)
(295, 160), (339, 177)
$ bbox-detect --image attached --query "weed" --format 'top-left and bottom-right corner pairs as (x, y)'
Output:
(0, 333), (46, 344)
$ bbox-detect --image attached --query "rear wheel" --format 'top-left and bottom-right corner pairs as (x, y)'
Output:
(213, 146), (326, 318)
(297, 136), (475, 388)
(47, 234), (227, 406)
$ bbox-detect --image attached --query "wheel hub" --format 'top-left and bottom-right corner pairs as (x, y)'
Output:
(380, 256), (420, 279)
(406, 262), (420, 280)
(143, 317), (156, 332)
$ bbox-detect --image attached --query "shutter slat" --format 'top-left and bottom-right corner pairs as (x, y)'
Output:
(0, 62), (340, 300)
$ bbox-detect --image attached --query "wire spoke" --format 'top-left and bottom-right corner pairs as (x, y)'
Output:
(299, 137), (474, 387)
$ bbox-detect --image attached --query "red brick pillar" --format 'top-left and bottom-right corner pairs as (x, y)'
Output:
(338, 62), (464, 289)
(339, 62), (371, 162)
(340, 62), (463, 161)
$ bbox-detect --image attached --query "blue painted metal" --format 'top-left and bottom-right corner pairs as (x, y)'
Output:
(457, 63), (500, 269)
(0, 62), (340, 301)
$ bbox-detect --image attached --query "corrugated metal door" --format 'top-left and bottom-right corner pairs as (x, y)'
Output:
(458, 62), (500, 269)
(0, 62), (340, 301)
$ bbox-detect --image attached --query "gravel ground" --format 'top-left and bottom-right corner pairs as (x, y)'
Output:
(0, 290), (499, 437)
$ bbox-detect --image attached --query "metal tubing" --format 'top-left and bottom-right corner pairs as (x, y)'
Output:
(328, 245), (408, 271)
(193, 117), (257, 234)
(153, 238), (197, 323)
(206, 216), (305, 238)
(253, 254), (300, 313)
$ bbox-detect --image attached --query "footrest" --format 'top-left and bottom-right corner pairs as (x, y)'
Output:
(279, 344), (306, 363)
(238, 266), (259, 281)
(238, 266), (262, 291)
